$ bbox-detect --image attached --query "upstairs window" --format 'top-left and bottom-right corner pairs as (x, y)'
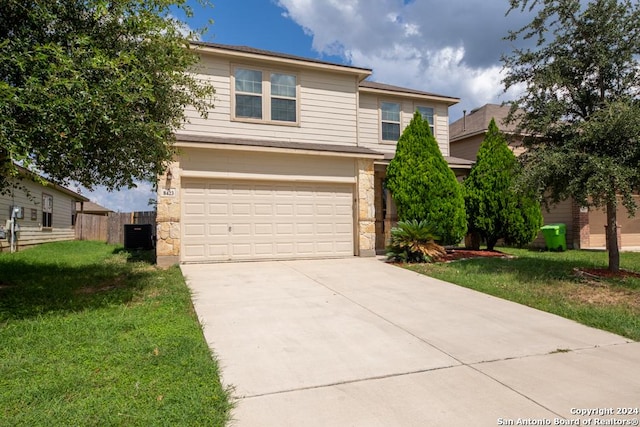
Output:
(270, 73), (297, 122)
(42, 194), (53, 228)
(235, 68), (263, 119)
(417, 106), (435, 136)
(381, 102), (401, 141)
(233, 67), (298, 124)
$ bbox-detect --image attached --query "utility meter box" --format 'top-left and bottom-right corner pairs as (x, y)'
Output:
(10, 206), (24, 219)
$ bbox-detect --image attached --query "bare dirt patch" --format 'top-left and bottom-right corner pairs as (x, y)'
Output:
(571, 282), (640, 308)
(572, 268), (640, 308)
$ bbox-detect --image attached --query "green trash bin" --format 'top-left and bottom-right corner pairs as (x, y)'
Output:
(540, 223), (567, 251)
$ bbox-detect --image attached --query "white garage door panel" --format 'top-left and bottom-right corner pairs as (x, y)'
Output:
(182, 180), (354, 262)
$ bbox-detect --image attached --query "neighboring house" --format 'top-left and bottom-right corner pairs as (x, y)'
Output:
(75, 201), (113, 216)
(0, 166), (89, 251)
(450, 104), (526, 160)
(156, 42), (473, 266)
(449, 103), (640, 249)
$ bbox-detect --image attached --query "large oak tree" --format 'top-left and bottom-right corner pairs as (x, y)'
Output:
(0, 0), (214, 192)
(503, 0), (640, 271)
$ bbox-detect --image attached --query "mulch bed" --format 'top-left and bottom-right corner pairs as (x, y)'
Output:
(438, 249), (512, 262)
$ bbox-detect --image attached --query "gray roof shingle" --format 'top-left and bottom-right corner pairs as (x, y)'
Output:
(175, 134), (384, 158)
(190, 41), (372, 74)
(359, 80), (459, 102)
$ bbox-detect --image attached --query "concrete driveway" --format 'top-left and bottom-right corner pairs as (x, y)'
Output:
(181, 257), (640, 426)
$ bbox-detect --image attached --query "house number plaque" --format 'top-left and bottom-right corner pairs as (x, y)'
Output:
(161, 189), (177, 197)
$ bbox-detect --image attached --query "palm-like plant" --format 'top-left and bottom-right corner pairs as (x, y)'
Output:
(386, 219), (446, 263)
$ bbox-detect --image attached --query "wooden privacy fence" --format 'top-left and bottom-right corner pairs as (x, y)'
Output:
(76, 211), (156, 245)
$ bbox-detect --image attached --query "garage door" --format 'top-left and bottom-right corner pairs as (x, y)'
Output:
(182, 180), (354, 262)
(589, 197), (640, 247)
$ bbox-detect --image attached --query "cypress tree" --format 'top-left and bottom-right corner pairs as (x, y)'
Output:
(386, 111), (467, 245)
(463, 119), (543, 250)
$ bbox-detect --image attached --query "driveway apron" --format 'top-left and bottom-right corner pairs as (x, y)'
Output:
(181, 257), (640, 427)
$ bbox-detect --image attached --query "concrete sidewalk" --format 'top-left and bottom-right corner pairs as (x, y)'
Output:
(181, 258), (640, 426)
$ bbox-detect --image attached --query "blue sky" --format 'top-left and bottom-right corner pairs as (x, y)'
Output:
(195, 0), (341, 61)
(84, 0), (534, 212)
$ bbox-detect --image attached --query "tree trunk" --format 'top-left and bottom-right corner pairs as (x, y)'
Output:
(486, 237), (497, 251)
(606, 199), (620, 273)
(466, 231), (481, 250)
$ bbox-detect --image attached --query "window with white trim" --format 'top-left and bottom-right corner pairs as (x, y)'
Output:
(270, 73), (296, 122)
(417, 106), (435, 136)
(233, 67), (297, 123)
(235, 68), (263, 119)
(381, 102), (401, 141)
(42, 194), (53, 228)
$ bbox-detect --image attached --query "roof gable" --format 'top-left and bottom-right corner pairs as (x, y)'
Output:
(76, 201), (113, 213)
(13, 165), (89, 202)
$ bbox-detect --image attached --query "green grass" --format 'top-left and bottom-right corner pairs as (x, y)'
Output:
(0, 241), (232, 426)
(406, 248), (640, 341)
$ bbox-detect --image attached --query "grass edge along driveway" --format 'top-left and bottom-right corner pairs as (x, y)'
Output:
(0, 240), (232, 426)
(407, 247), (640, 341)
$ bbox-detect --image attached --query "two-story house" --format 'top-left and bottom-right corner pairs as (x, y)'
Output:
(156, 43), (472, 266)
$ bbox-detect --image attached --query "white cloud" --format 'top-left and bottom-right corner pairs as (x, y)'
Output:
(276, 0), (534, 120)
(167, 13), (199, 40)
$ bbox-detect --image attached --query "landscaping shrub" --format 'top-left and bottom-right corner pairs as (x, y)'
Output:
(386, 219), (446, 263)
(463, 118), (543, 250)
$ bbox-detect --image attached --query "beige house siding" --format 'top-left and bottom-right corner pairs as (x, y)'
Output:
(433, 105), (451, 156)
(180, 55), (359, 146)
(450, 135), (484, 161)
(178, 147), (357, 183)
(357, 93), (451, 155)
(0, 178), (81, 251)
(357, 93), (383, 150)
(451, 134), (525, 162)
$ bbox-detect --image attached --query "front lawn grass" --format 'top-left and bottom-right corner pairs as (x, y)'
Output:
(406, 248), (640, 341)
(0, 241), (231, 426)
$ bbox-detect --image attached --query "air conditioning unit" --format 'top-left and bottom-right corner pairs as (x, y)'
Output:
(123, 224), (154, 250)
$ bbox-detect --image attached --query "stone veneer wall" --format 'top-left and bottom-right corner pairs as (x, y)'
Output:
(156, 161), (181, 267)
(357, 159), (376, 257)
